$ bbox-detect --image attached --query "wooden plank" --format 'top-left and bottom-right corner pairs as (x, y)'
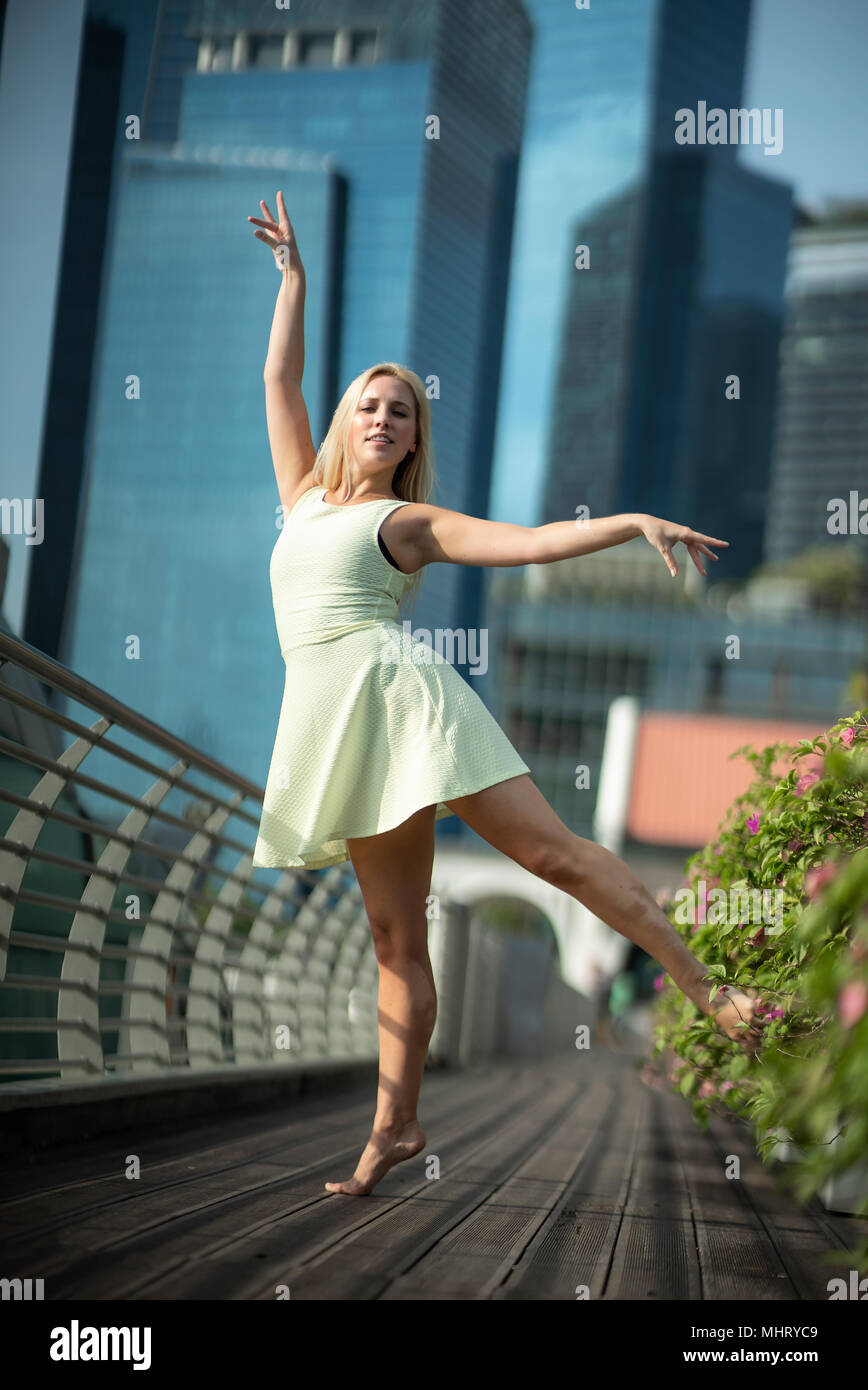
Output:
(668, 1082), (804, 1298)
(695, 1222), (796, 1300)
(495, 1050), (653, 1299)
(602, 1215), (700, 1299)
(702, 1097), (868, 1296)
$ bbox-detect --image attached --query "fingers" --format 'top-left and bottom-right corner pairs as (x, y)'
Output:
(684, 542), (706, 575)
(689, 531), (728, 547)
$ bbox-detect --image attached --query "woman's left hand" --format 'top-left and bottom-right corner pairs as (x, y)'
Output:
(640, 516), (729, 577)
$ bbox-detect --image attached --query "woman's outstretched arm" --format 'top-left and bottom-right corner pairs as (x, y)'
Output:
(384, 504), (729, 579)
(249, 191), (316, 507)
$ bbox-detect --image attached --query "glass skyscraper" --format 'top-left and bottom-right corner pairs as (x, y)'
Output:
(542, 149), (793, 578)
(763, 212), (868, 566)
(490, 0), (792, 567)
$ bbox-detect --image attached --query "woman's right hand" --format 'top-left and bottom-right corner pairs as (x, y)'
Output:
(248, 190), (305, 281)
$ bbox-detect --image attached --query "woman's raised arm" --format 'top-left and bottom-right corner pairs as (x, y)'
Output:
(249, 191), (316, 508)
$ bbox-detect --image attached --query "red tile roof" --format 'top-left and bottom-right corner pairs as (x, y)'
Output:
(626, 712), (828, 848)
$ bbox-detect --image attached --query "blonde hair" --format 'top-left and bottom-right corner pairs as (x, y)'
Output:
(312, 362), (436, 610)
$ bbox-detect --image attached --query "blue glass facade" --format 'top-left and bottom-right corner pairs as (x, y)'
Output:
(536, 0), (791, 579)
(177, 64), (428, 400)
(618, 152), (794, 573)
(63, 152), (340, 810)
(764, 223), (868, 566)
(490, 0), (658, 529)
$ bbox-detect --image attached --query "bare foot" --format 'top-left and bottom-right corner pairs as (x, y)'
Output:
(708, 985), (768, 1055)
(324, 1120), (426, 1196)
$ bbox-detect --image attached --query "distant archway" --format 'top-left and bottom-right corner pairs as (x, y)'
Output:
(429, 849), (630, 994)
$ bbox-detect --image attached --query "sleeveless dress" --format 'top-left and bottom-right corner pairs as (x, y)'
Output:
(251, 485), (531, 870)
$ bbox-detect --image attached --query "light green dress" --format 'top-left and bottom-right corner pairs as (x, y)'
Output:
(251, 485), (531, 870)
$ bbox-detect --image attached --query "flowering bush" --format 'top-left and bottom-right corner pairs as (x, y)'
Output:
(650, 709), (868, 1270)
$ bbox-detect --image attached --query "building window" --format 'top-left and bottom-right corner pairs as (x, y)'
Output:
(705, 656), (724, 707)
(351, 29), (378, 63)
(300, 31), (336, 67)
(210, 39), (234, 71)
(249, 35), (284, 69)
(506, 644), (523, 683)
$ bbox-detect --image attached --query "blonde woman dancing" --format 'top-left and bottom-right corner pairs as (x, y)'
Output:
(248, 193), (767, 1197)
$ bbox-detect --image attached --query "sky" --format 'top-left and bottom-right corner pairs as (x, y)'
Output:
(739, 0), (868, 210)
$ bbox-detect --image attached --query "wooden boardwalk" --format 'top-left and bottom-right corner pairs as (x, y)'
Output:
(2, 1045), (865, 1300)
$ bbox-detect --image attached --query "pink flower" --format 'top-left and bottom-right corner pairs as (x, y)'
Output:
(838, 981), (868, 1028)
(698, 1080), (716, 1098)
(841, 727), (856, 747)
(720, 1081), (735, 1094)
(804, 863), (838, 899)
(652, 973), (665, 992)
(796, 770), (820, 797)
(759, 1006), (784, 1020)
(746, 813), (760, 834)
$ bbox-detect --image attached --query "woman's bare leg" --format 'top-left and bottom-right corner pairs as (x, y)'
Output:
(324, 805), (438, 1196)
(445, 775), (767, 1052)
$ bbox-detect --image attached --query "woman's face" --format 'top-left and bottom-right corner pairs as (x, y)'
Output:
(349, 375), (417, 478)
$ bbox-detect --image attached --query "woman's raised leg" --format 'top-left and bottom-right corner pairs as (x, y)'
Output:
(445, 775), (767, 1053)
(324, 804), (438, 1196)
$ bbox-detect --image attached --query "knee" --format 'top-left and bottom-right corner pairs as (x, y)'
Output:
(368, 913), (430, 967)
(521, 834), (584, 893)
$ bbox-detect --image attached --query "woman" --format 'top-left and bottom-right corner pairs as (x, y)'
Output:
(248, 192), (767, 1197)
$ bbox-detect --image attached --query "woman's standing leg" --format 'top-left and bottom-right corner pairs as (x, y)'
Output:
(325, 804), (438, 1195)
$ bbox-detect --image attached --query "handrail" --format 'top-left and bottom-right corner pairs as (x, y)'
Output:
(0, 629), (388, 1083)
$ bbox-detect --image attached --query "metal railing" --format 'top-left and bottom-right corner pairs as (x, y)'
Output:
(0, 630), (393, 1085)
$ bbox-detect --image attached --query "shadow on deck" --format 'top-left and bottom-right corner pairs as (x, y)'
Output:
(2, 1044), (866, 1301)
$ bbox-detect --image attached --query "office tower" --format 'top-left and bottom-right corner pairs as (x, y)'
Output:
(22, 12), (129, 657)
(542, 151), (793, 578)
(532, 0), (793, 578)
(763, 207), (868, 566)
